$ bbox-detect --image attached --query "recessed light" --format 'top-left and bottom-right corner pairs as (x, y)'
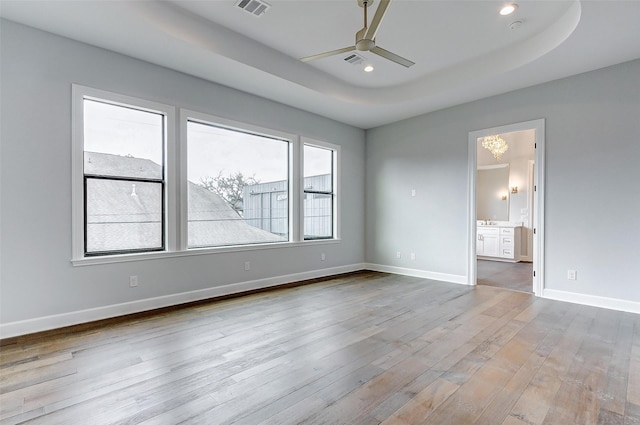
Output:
(364, 65), (374, 73)
(500, 3), (518, 15)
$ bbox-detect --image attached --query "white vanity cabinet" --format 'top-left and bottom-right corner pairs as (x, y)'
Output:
(477, 225), (521, 262)
(477, 227), (499, 257)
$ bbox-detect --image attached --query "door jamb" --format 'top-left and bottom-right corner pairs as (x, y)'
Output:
(467, 119), (545, 296)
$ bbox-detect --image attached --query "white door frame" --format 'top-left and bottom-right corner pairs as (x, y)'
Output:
(467, 119), (545, 296)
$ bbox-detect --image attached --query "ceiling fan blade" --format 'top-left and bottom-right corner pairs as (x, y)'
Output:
(371, 46), (415, 67)
(364, 0), (391, 41)
(300, 46), (355, 63)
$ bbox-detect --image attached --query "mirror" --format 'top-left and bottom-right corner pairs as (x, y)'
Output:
(476, 129), (535, 224)
(477, 164), (509, 221)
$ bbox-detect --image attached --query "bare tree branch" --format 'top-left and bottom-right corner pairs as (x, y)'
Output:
(199, 172), (259, 213)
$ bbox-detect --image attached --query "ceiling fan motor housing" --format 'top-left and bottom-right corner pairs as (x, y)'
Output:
(355, 28), (375, 51)
(356, 39), (375, 51)
(300, 0), (414, 67)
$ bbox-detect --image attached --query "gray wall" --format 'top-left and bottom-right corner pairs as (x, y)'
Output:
(0, 20), (365, 324)
(366, 58), (640, 302)
(2, 18), (639, 328)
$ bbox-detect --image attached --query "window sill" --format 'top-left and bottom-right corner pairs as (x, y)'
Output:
(71, 239), (342, 267)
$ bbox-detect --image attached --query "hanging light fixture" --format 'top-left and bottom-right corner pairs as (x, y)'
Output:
(482, 135), (508, 161)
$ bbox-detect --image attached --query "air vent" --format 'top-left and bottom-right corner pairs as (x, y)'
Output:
(344, 53), (365, 65)
(235, 0), (271, 17)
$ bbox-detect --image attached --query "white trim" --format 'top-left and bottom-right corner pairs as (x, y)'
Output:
(177, 109), (189, 251)
(71, 84), (176, 260)
(301, 137), (341, 241)
(291, 136), (302, 242)
(183, 109), (297, 146)
(543, 289), (640, 315)
(71, 84), (85, 261)
(467, 119), (545, 295)
(532, 121), (545, 296)
(71, 93), (345, 266)
(9, 263), (637, 338)
(364, 263), (468, 285)
(467, 129), (478, 286)
(71, 238), (342, 266)
(519, 160), (535, 262)
(0, 263), (366, 339)
(166, 99), (179, 252)
(180, 108), (298, 246)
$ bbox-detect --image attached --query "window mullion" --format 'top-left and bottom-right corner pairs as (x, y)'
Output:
(292, 136), (302, 243)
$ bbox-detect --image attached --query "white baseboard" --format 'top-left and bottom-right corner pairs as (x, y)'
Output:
(0, 263), (366, 339)
(543, 288), (640, 315)
(364, 263), (468, 285)
(7, 265), (635, 339)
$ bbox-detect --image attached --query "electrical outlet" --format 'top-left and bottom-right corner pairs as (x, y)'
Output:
(396, 251), (401, 259)
(410, 252), (416, 260)
(567, 270), (577, 280)
(321, 253), (326, 261)
(411, 189), (416, 197)
(129, 275), (139, 287)
(244, 261), (251, 271)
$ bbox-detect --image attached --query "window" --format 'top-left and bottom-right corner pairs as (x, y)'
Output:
(186, 118), (291, 248)
(72, 86), (174, 260)
(83, 100), (166, 255)
(303, 143), (337, 240)
(72, 86), (339, 264)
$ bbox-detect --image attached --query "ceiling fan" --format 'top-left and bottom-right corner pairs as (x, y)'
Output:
(300, 0), (415, 68)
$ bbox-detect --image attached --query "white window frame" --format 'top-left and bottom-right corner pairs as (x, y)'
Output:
(301, 137), (340, 241)
(71, 85), (177, 263)
(71, 87), (341, 266)
(179, 109), (298, 251)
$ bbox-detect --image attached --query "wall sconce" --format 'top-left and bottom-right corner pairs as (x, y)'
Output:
(501, 195), (508, 201)
(511, 186), (518, 194)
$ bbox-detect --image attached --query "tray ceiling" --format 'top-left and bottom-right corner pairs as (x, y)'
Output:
(1, 0), (639, 128)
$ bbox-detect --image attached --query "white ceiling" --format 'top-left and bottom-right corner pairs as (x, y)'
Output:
(2, 0), (639, 129)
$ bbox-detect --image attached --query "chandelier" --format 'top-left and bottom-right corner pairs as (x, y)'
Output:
(482, 135), (508, 161)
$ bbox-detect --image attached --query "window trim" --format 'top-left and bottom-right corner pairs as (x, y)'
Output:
(71, 84), (176, 262)
(301, 137), (340, 241)
(180, 109), (299, 251)
(71, 86), (340, 266)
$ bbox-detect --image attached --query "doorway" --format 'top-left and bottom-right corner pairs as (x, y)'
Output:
(476, 259), (533, 293)
(467, 119), (545, 295)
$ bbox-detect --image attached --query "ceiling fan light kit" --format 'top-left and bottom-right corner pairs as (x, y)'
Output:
(300, 0), (415, 68)
(500, 3), (519, 16)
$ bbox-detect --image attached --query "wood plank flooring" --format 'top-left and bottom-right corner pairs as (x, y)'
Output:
(477, 260), (533, 293)
(1, 271), (638, 424)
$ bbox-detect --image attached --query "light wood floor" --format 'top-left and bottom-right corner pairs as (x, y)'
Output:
(477, 260), (533, 293)
(1, 271), (639, 425)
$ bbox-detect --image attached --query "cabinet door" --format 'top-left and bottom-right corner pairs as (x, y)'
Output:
(483, 233), (499, 256)
(477, 233), (484, 254)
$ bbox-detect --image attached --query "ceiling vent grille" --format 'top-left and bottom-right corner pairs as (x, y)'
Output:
(235, 0), (271, 17)
(344, 53), (365, 65)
